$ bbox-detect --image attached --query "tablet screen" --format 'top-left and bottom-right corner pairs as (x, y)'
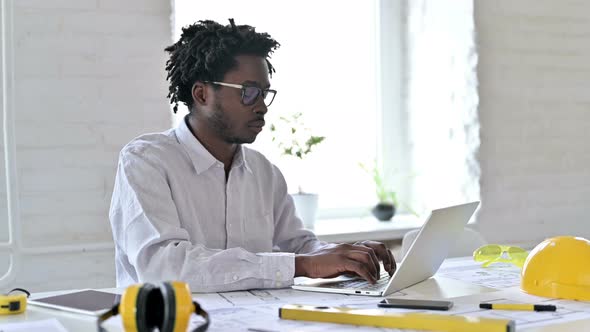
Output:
(28, 290), (120, 316)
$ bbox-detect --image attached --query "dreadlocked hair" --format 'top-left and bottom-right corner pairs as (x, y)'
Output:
(164, 18), (280, 113)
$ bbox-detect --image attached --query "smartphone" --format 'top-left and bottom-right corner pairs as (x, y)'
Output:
(28, 290), (120, 316)
(378, 298), (453, 311)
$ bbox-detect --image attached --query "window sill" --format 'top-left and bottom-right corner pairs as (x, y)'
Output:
(313, 214), (423, 243)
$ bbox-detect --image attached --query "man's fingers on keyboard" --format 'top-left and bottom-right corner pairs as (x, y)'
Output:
(346, 251), (379, 279)
(380, 250), (394, 276)
(387, 249), (396, 275)
(352, 243), (380, 277)
(344, 260), (376, 284)
(372, 242), (392, 275)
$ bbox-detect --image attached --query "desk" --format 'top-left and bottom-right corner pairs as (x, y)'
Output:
(2, 257), (590, 331)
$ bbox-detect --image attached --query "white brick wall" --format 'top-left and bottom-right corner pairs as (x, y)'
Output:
(475, 0), (590, 245)
(1, 0), (172, 292)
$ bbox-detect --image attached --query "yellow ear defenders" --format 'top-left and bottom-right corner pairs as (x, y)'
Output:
(0, 288), (29, 315)
(97, 281), (209, 332)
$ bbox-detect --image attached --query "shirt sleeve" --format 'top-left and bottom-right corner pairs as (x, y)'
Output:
(109, 148), (295, 293)
(269, 164), (330, 254)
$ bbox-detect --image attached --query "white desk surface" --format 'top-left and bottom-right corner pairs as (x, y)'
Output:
(2, 257), (590, 331)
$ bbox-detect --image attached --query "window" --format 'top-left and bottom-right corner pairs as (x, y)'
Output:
(405, 0), (480, 210)
(173, 0), (406, 219)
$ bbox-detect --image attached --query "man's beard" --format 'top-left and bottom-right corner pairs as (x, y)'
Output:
(207, 101), (253, 144)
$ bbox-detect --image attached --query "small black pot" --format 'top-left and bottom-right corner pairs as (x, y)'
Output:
(371, 203), (396, 221)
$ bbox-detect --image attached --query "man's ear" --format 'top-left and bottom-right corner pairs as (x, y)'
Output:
(192, 82), (208, 106)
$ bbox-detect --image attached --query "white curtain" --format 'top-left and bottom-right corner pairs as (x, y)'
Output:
(405, 0), (480, 210)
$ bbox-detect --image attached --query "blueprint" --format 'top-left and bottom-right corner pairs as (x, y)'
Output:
(447, 288), (590, 330)
(436, 256), (522, 289)
(194, 288), (590, 332)
(189, 287), (419, 331)
(193, 287), (413, 311)
(206, 304), (412, 332)
(0, 318), (68, 332)
(101, 257), (590, 331)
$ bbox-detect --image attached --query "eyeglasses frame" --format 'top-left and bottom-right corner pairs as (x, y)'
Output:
(206, 81), (277, 107)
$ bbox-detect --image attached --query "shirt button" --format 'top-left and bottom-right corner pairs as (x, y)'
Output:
(233, 275), (239, 281)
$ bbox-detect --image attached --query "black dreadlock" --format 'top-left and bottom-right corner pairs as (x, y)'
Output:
(164, 18), (280, 113)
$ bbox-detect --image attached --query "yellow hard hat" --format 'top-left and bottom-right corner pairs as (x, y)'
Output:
(521, 236), (590, 301)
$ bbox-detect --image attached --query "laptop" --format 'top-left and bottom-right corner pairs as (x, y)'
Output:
(292, 201), (480, 297)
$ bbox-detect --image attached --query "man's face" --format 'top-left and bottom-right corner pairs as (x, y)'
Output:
(204, 55), (271, 144)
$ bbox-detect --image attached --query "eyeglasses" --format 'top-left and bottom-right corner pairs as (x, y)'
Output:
(207, 81), (277, 107)
(473, 244), (529, 268)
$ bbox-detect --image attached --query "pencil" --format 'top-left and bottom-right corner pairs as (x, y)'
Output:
(479, 303), (556, 312)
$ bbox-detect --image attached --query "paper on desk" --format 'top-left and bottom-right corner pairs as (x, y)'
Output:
(439, 288), (590, 330)
(101, 314), (210, 332)
(194, 287), (429, 332)
(437, 256), (522, 289)
(208, 304), (421, 332)
(196, 284), (590, 331)
(193, 287), (412, 311)
(214, 288), (590, 332)
(191, 257), (521, 331)
(0, 318), (68, 332)
(189, 257), (587, 331)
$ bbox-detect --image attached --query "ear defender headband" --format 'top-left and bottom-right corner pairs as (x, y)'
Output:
(0, 288), (29, 315)
(97, 281), (209, 332)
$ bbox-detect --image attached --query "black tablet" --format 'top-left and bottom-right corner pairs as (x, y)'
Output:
(28, 290), (120, 316)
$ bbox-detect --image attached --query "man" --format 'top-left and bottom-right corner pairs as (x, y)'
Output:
(109, 19), (396, 292)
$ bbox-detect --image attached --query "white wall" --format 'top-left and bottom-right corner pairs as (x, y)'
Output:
(1, 0), (172, 292)
(475, 0), (590, 245)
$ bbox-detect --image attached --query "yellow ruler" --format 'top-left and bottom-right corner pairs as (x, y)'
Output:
(279, 304), (515, 332)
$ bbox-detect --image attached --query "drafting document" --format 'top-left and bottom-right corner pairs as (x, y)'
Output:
(436, 256), (522, 289)
(199, 288), (590, 332)
(103, 281), (590, 331)
(0, 319), (68, 332)
(99, 288), (416, 332)
(187, 286), (484, 331)
(442, 288), (590, 330)
(208, 304), (423, 332)
(191, 288), (419, 331)
(191, 287), (415, 311)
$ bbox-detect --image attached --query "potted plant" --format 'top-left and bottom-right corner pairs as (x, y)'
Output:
(269, 112), (325, 229)
(360, 162), (415, 221)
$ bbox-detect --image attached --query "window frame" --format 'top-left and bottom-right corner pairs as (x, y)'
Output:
(0, 0), (21, 289)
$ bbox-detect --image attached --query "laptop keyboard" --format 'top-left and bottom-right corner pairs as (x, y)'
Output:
(322, 270), (391, 291)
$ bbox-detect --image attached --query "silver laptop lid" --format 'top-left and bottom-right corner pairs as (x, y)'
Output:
(381, 201), (480, 296)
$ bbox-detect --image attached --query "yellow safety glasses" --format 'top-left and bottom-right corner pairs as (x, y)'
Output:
(473, 244), (528, 268)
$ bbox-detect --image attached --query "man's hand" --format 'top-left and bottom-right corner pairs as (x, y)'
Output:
(294, 242), (397, 284)
(353, 240), (397, 277)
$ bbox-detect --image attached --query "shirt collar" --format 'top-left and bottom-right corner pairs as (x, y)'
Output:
(176, 116), (252, 174)
(233, 145), (253, 173)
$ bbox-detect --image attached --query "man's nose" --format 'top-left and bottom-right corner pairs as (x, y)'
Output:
(255, 97), (268, 114)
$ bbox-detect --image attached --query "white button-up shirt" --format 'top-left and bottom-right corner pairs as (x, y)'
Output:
(109, 117), (326, 292)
